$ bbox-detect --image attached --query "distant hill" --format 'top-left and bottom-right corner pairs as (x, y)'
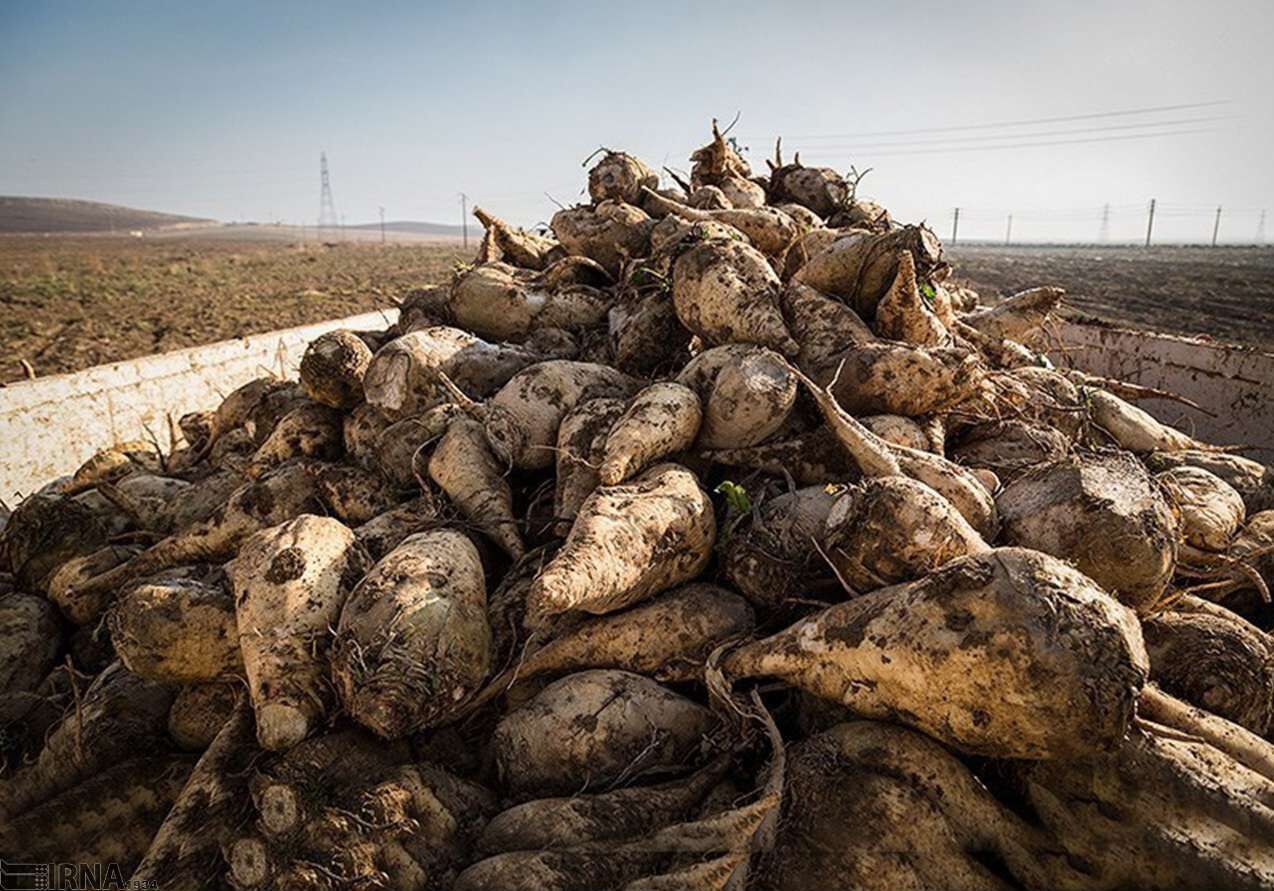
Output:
(0, 197), (215, 233)
(346, 220), (471, 237)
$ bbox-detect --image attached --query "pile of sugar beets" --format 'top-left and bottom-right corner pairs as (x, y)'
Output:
(4, 121), (1274, 890)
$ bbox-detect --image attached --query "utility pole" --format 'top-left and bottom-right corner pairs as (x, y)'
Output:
(460, 193), (469, 250)
(1211, 206), (1222, 247)
(1145, 199), (1156, 248)
(378, 206), (386, 244)
(1099, 203), (1110, 243)
(951, 207), (960, 245)
(1005, 214), (1013, 246)
(318, 152), (338, 232)
(1259, 210), (1267, 245)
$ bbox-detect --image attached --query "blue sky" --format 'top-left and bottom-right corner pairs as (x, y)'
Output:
(2, 0), (1272, 242)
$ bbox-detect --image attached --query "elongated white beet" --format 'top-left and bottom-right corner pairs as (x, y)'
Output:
(823, 476), (990, 592)
(96, 474), (193, 533)
(608, 281), (694, 376)
(46, 543), (143, 627)
(299, 329), (373, 408)
(723, 486), (839, 608)
(780, 281), (876, 372)
(457, 771), (777, 890)
(767, 152), (850, 217)
(639, 187), (798, 258)
(860, 414), (931, 451)
(471, 585), (753, 712)
(1147, 449), (1274, 515)
(364, 326), (546, 418)
(332, 529), (492, 738)
(690, 119), (753, 187)
(688, 185), (731, 210)
(429, 415), (525, 559)
(588, 152), (659, 205)
(68, 461), (322, 604)
(309, 461), (399, 525)
(553, 397), (625, 533)
(344, 402), (392, 467)
(353, 495), (440, 560)
(670, 240), (799, 356)
(704, 427), (856, 486)
(481, 360), (640, 470)
(1157, 465), (1245, 551)
(963, 286), (1064, 345)
(0, 755), (194, 870)
(450, 262), (608, 341)
(1014, 703), (1274, 891)
(525, 463), (715, 629)
(491, 669), (714, 798)
(949, 419), (1071, 483)
(167, 682), (240, 750)
(1, 493), (108, 592)
(715, 548), (1148, 759)
(1142, 598), (1274, 734)
(110, 574), (243, 682)
(0, 662), (176, 817)
(230, 514), (366, 750)
(371, 403), (461, 487)
(759, 720), (1076, 891)
(550, 201), (654, 277)
(873, 251), (949, 346)
(131, 698), (256, 887)
(677, 345), (798, 450)
(246, 401), (344, 477)
(472, 207), (566, 270)
(997, 452), (1177, 612)
(599, 382), (702, 485)
(821, 341), (985, 418)
(794, 224), (945, 319)
(70, 440), (162, 489)
(0, 592), (61, 698)
(1087, 387), (1215, 453)
(478, 759), (730, 854)
(794, 366), (998, 537)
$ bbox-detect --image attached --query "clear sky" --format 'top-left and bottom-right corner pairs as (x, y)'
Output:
(2, 0), (1271, 243)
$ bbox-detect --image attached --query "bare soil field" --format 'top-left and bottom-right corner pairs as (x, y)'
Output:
(0, 235), (468, 383)
(949, 244), (1274, 350)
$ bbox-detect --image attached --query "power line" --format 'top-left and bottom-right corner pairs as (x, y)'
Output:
(781, 116), (1229, 151)
(742, 100), (1231, 141)
(802, 127), (1217, 159)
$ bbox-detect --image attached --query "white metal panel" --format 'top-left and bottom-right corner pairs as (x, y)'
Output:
(0, 310), (397, 501)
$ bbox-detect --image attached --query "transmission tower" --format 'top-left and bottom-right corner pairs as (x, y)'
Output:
(318, 152), (339, 231)
(1099, 203), (1110, 243)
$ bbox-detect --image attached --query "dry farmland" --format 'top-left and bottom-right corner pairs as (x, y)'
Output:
(0, 233), (468, 383)
(950, 243), (1274, 349)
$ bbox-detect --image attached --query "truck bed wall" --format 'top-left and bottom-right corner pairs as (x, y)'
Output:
(0, 315), (1269, 500)
(1050, 321), (1274, 464)
(0, 310), (397, 500)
